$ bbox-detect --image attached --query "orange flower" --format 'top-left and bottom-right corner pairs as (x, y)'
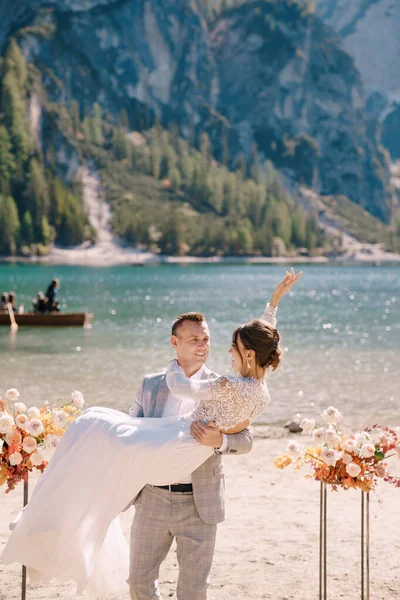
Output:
(274, 454), (292, 469)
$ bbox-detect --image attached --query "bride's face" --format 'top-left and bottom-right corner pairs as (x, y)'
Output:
(229, 335), (245, 374)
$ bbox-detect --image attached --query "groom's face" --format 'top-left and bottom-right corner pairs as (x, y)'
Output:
(171, 320), (211, 369)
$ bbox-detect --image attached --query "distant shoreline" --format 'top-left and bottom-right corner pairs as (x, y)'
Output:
(1, 246), (400, 267)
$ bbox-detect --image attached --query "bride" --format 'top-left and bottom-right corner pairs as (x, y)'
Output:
(2, 269), (302, 598)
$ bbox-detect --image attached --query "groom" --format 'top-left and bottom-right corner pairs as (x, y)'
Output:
(128, 269), (302, 600)
(128, 311), (252, 600)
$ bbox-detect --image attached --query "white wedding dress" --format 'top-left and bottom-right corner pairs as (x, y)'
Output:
(1, 362), (271, 598)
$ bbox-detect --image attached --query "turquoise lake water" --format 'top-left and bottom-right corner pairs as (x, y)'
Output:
(0, 263), (399, 428)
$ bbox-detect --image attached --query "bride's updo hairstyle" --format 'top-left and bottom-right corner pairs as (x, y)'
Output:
(232, 320), (282, 372)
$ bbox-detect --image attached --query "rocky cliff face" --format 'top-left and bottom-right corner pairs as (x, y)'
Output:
(315, 0), (400, 158)
(211, 1), (392, 219)
(0, 0), (393, 220)
(12, 0), (219, 134)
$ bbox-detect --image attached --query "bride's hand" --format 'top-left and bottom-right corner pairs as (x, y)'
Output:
(270, 267), (303, 307)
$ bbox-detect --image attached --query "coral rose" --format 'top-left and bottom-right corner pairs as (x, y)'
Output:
(5, 430), (22, 447)
(30, 451), (45, 467)
(15, 414), (28, 430)
(9, 452), (23, 466)
(22, 437), (37, 454)
(346, 463), (362, 478)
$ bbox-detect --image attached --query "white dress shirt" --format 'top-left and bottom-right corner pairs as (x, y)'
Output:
(163, 364), (228, 483)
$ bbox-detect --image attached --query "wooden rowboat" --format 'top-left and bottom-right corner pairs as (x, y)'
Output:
(0, 312), (93, 327)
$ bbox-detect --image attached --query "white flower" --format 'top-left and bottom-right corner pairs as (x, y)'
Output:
(360, 443), (375, 459)
(25, 418), (44, 436)
(5, 388), (20, 402)
(52, 411), (67, 429)
(0, 439), (4, 452)
(30, 451), (44, 467)
(9, 451), (23, 466)
(321, 406), (342, 425)
(14, 402), (27, 413)
(324, 427), (341, 445)
(346, 463), (362, 478)
(342, 438), (357, 453)
(27, 407), (40, 418)
(342, 453), (353, 465)
(312, 428), (326, 442)
(71, 390), (85, 408)
(0, 412), (15, 434)
(22, 436), (37, 454)
(321, 448), (341, 467)
(15, 414), (28, 430)
(300, 418), (315, 435)
(45, 434), (61, 451)
(353, 432), (370, 450)
(369, 428), (384, 444)
(287, 440), (304, 458)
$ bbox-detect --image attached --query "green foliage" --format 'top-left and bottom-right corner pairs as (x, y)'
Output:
(0, 38), (91, 255)
(0, 125), (16, 194)
(20, 210), (34, 245)
(0, 195), (20, 255)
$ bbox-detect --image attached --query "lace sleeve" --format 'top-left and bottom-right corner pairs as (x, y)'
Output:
(260, 302), (277, 328)
(166, 361), (270, 431)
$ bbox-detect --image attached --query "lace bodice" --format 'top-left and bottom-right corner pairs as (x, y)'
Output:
(165, 302), (276, 430)
(166, 362), (270, 431)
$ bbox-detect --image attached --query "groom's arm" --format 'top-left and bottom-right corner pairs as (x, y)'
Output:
(215, 428), (253, 455)
(128, 378), (145, 418)
(190, 421), (253, 455)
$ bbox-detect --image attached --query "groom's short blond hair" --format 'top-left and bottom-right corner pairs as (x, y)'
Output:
(171, 312), (207, 336)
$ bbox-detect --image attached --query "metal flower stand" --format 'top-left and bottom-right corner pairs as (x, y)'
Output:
(21, 479), (28, 600)
(319, 482), (370, 600)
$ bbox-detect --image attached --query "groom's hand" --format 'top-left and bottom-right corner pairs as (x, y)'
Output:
(190, 421), (223, 448)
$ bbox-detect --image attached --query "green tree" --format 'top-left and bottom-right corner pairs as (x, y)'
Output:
(90, 103), (103, 146)
(1, 70), (30, 166)
(20, 210), (34, 245)
(4, 40), (27, 88)
(200, 133), (212, 162)
(71, 100), (81, 135)
(234, 153), (247, 180)
(0, 195), (20, 255)
(169, 167), (182, 189)
(0, 125), (16, 194)
(250, 142), (260, 182)
(159, 213), (183, 255)
(24, 158), (50, 234)
(291, 206), (307, 247)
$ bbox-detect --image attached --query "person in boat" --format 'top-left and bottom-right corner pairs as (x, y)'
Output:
(8, 291), (18, 313)
(45, 277), (61, 312)
(32, 291), (47, 314)
(1, 292), (9, 311)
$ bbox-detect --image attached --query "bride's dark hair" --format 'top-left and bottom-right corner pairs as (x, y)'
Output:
(232, 320), (282, 371)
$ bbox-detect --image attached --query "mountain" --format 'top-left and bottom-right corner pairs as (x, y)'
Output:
(0, 0), (398, 258)
(315, 0), (400, 159)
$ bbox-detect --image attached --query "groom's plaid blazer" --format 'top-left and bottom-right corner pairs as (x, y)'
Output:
(128, 365), (253, 524)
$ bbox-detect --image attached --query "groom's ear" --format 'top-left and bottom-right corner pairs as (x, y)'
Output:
(170, 335), (178, 350)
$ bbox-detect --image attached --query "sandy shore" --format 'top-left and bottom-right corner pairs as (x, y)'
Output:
(1, 431), (399, 600)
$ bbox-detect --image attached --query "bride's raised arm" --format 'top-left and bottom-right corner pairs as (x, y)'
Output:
(260, 267), (303, 326)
